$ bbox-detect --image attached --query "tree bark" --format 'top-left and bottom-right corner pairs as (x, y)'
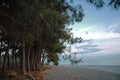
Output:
(12, 49), (15, 68)
(7, 51), (10, 68)
(27, 45), (31, 73)
(0, 53), (1, 69)
(21, 40), (26, 74)
(41, 52), (45, 65)
(0, 42), (2, 69)
(2, 44), (10, 73)
(15, 51), (18, 67)
(32, 53), (36, 71)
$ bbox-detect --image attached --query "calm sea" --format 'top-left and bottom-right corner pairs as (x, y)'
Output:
(77, 65), (120, 75)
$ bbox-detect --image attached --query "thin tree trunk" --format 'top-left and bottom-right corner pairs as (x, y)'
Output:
(39, 50), (42, 66)
(7, 51), (10, 68)
(15, 52), (18, 67)
(0, 53), (1, 69)
(21, 40), (26, 75)
(41, 52), (45, 65)
(0, 42), (3, 69)
(2, 52), (7, 73)
(2, 44), (10, 73)
(33, 54), (36, 71)
(37, 49), (41, 69)
(27, 45), (31, 73)
(35, 52), (38, 70)
(12, 49), (15, 68)
(35, 48), (40, 70)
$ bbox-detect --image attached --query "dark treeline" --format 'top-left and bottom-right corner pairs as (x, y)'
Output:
(0, 0), (83, 75)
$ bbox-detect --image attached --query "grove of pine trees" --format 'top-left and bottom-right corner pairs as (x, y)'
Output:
(0, 0), (84, 75)
(0, 0), (119, 75)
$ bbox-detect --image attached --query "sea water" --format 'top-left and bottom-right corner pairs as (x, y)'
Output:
(77, 65), (120, 75)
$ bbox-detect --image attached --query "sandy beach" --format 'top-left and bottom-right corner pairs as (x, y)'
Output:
(43, 66), (120, 80)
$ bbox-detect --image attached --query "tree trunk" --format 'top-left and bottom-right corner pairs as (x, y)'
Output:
(36, 49), (41, 69)
(0, 42), (3, 69)
(12, 49), (15, 68)
(39, 50), (42, 66)
(35, 52), (38, 70)
(2, 52), (7, 73)
(41, 51), (45, 65)
(7, 51), (10, 68)
(0, 53), (1, 69)
(27, 45), (31, 73)
(15, 52), (18, 67)
(35, 48), (40, 70)
(2, 44), (10, 73)
(32, 54), (36, 71)
(21, 40), (26, 75)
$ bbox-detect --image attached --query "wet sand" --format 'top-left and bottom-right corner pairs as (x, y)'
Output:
(43, 66), (120, 80)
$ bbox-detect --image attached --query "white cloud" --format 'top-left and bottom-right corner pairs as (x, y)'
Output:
(95, 38), (120, 55)
(69, 28), (120, 57)
(72, 29), (120, 40)
(106, 21), (120, 33)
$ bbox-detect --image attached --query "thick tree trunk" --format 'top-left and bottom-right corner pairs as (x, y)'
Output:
(21, 40), (26, 74)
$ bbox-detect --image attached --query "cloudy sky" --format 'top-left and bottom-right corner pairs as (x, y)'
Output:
(65, 1), (120, 65)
